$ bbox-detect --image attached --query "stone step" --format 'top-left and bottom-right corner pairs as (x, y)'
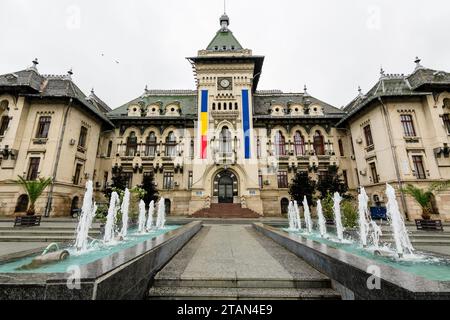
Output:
(147, 286), (340, 300)
(153, 278), (331, 289)
(0, 230), (101, 237)
(0, 235), (77, 242)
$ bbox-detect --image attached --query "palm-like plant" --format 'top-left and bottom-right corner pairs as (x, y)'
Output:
(402, 181), (450, 220)
(16, 176), (52, 216)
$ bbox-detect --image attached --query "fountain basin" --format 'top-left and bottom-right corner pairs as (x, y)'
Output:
(253, 223), (450, 300)
(0, 221), (202, 300)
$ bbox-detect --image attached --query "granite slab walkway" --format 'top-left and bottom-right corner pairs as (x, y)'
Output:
(156, 225), (328, 282)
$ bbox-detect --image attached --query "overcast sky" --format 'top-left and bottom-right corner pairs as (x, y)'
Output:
(1, 0), (449, 109)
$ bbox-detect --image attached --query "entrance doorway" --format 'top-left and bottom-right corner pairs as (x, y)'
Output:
(218, 174), (234, 203)
(213, 170), (238, 204)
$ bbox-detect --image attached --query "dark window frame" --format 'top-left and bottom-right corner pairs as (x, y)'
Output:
(36, 116), (51, 139)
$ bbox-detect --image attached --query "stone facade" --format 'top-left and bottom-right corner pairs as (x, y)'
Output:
(1, 15), (450, 221)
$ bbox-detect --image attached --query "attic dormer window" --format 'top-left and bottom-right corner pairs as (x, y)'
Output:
(223, 46), (227, 50)
(214, 46), (218, 51)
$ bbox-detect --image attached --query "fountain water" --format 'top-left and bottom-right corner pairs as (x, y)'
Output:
(155, 197), (166, 229)
(358, 187), (371, 247)
(138, 200), (147, 234)
(74, 181), (97, 252)
(333, 192), (344, 242)
(146, 200), (155, 231)
(303, 196), (313, 233)
(386, 184), (414, 257)
(293, 201), (302, 231)
(316, 200), (327, 238)
(103, 192), (120, 244)
(287, 202), (296, 231)
(369, 220), (382, 249)
(120, 189), (130, 238)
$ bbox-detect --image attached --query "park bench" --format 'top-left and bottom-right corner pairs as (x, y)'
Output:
(14, 215), (42, 228)
(415, 219), (444, 231)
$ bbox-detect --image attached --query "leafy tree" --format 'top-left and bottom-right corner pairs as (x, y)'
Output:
(316, 165), (349, 198)
(16, 176), (52, 216)
(140, 173), (159, 205)
(289, 171), (316, 205)
(104, 167), (128, 200)
(401, 181), (450, 220)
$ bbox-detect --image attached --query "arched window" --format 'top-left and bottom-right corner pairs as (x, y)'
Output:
(219, 127), (232, 154)
(218, 103), (222, 111)
(212, 103), (216, 111)
(145, 132), (157, 157)
(274, 131), (286, 156)
(313, 130), (325, 156)
(235, 103), (238, 110)
(15, 194), (29, 212)
(280, 198), (289, 215)
(294, 131), (305, 156)
(126, 132), (137, 157)
(70, 196), (80, 215)
(165, 131), (177, 157)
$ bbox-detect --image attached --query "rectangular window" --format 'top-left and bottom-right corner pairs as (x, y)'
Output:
(103, 171), (109, 190)
(123, 172), (133, 189)
(277, 171), (288, 189)
(188, 171), (193, 189)
(401, 114), (416, 137)
(338, 139), (345, 157)
(370, 162), (379, 184)
(443, 114), (450, 134)
(163, 172), (174, 190)
(257, 138), (262, 159)
(36, 116), (51, 139)
(107, 141), (113, 158)
(318, 170), (327, 183)
(78, 126), (88, 148)
(0, 116), (10, 136)
(363, 125), (374, 148)
(259, 171), (263, 189)
(74, 164), (83, 185)
(342, 170), (348, 187)
(412, 155), (426, 179)
(27, 157), (40, 180)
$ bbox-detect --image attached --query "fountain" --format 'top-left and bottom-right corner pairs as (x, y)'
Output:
(293, 201), (302, 231)
(146, 200), (155, 231)
(103, 192), (120, 244)
(155, 197), (166, 229)
(333, 192), (344, 242)
(357, 187), (371, 247)
(287, 202), (296, 231)
(303, 196), (313, 233)
(120, 188), (131, 238)
(369, 220), (382, 249)
(386, 184), (414, 257)
(316, 200), (327, 238)
(74, 181), (97, 252)
(138, 200), (147, 234)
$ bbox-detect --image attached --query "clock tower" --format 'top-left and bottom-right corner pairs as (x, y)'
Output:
(187, 12), (265, 215)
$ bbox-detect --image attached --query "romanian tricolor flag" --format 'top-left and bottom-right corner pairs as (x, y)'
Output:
(200, 90), (208, 159)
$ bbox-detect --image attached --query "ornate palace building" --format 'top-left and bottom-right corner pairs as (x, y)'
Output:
(1, 13), (450, 220)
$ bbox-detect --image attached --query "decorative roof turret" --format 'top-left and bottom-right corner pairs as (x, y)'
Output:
(27, 58), (39, 72)
(414, 56), (424, 70)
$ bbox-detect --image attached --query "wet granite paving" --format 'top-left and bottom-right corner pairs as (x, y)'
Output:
(156, 225), (329, 282)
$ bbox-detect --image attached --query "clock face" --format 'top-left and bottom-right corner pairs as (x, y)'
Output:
(218, 77), (232, 90)
(220, 79), (230, 88)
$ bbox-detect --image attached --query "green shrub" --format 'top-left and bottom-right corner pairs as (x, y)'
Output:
(342, 200), (358, 229)
(321, 193), (334, 221)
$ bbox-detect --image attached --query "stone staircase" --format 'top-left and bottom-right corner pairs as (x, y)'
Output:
(192, 204), (261, 219)
(148, 277), (340, 300)
(0, 220), (102, 242)
(378, 224), (450, 247)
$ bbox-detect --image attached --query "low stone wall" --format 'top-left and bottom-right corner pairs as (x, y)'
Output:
(253, 223), (450, 300)
(0, 221), (202, 300)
